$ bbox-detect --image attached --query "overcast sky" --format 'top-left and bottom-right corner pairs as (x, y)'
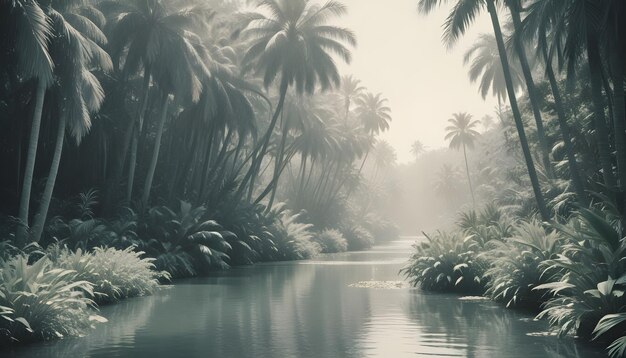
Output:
(335, 0), (498, 163)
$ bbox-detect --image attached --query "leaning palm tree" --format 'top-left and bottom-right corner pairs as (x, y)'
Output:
(2, 0), (55, 244)
(104, 0), (211, 204)
(419, 0), (549, 220)
(445, 112), (480, 208)
(29, 1), (113, 242)
(410, 140), (426, 161)
(521, 0), (587, 204)
(238, 0), (356, 203)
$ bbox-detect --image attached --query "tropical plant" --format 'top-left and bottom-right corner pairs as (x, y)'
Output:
(484, 221), (563, 310)
(401, 231), (486, 294)
(138, 201), (239, 277)
(47, 245), (166, 304)
(270, 208), (320, 260)
(238, 0), (356, 204)
(418, 0), (550, 220)
(314, 229), (348, 253)
(0, 255), (105, 345)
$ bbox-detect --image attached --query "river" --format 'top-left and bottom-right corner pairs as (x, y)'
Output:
(5, 238), (606, 357)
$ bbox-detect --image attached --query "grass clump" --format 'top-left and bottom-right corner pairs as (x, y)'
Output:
(314, 229), (348, 253)
(341, 225), (375, 251)
(48, 246), (167, 304)
(270, 209), (321, 260)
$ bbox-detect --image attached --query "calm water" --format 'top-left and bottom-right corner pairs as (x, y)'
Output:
(5, 238), (606, 358)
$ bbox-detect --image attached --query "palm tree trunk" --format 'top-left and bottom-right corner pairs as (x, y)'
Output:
(610, 13), (626, 207)
(486, 0), (549, 221)
(141, 92), (169, 207)
(31, 115), (66, 243)
(268, 116), (289, 208)
(125, 68), (152, 204)
(509, 6), (554, 178)
(541, 41), (588, 205)
(237, 79), (289, 201)
(462, 143), (476, 208)
(587, 34), (617, 189)
(17, 80), (46, 244)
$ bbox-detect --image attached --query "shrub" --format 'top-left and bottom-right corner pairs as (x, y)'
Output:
(270, 209), (321, 260)
(401, 231), (486, 294)
(139, 201), (241, 277)
(535, 208), (626, 357)
(48, 246), (167, 304)
(0, 256), (105, 345)
(341, 225), (374, 251)
(314, 229), (348, 253)
(484, 221), (562, 310)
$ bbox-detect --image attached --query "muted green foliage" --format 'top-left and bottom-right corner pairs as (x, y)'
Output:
(0, 256), (105, 345)
(401, 231), (486, 294)
(314, 229), (348, 253)
(269, 209), (321, 260)
(341, 225), (374, 251)
(47, 245), (166, 304)
(484, 221), (562, 309)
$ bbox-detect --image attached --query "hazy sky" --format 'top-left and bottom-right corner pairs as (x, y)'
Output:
(335, 0), (498, 163)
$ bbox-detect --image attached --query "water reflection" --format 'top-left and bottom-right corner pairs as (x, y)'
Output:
(4, 239), (606, 358)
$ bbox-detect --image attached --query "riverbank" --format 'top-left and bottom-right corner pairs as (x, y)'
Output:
(3, 239), (606, 358)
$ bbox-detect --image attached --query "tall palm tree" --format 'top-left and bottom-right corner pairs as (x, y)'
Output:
(419, 0), (549, 220)
(537, 0), (617, 190)
(30, 0), (112, 242)
(140, 26), (210, 207)
(521, 0), (588, 204)
(410, 140), (426, 161)
(445, 112), (480, 207)
(353, 91), (392, 175)
(339, 75), (364, 121)
(507, 1), (554, 178)
(238, 0), (356, 203)
(2, 0), (55, 244)
(104, 0), (210, 205)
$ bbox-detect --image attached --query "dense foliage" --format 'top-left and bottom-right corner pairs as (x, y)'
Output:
(0, 0), (403, 347)
(405, 0), (626, 355)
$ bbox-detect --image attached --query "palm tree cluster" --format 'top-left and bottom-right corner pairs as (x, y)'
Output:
(421, 0), (626, 223)
(0, 0), (395, 249)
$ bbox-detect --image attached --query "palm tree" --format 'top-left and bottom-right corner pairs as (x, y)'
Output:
(339, 75), (364, 121)
(410, 140), (426, 161)
(521, 0), (588, 204)
(445, 112), (480, 208)
(104, 0), (210, 205)
(463, 33), (523, 113)
(353, 91), (392, 174)
(139, 25), (210, 207)
(354, 92), (392, 135)
(238, 0), (356, 203)
(507, 1), (554, 178)
(2, 0), (55, 244)
(534, 0), (617, 190)
(30, 1), (112, 242)
(419, 0), (549, 220)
